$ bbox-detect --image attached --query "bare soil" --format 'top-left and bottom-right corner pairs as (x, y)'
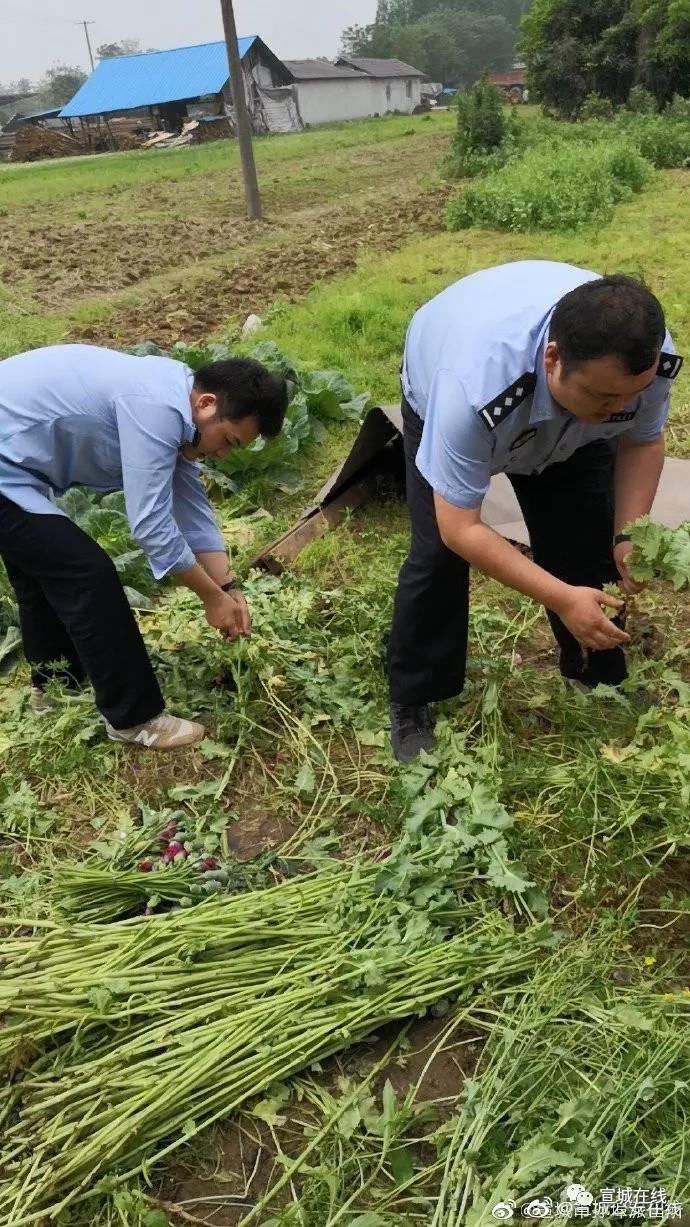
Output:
(1, 117), (452, 347)
(70, 187), (448, 348)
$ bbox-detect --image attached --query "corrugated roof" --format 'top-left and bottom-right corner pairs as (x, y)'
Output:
(283, 59), (363, 82)
(488, 69), (526, 86)
(60, 38), (257, 119)
(16, 108), (62, 125)
(337, 57), (425, 79)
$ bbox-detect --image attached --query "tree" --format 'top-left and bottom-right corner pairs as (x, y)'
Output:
(0, 78), (35, 126)
(38, 64), (88, 108)
(96, 39), (156, 60)
(342, 6), (516, 85)
(521, 0), (690, 114)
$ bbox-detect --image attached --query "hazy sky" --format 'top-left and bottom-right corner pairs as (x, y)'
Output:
(1, 0), (377, 84)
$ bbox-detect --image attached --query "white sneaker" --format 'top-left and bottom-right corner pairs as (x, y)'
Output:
(30, 686), (55, 715)
(106, 711), (205, 750)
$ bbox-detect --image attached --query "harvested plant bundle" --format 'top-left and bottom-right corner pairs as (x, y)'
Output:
(0, 845), (551, 1224)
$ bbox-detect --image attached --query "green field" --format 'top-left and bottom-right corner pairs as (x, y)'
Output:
(1, 113), (690, 1225)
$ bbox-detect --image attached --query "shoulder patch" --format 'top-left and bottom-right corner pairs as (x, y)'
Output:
(657, 352), (684, 380)
(479, 372), (537, 432)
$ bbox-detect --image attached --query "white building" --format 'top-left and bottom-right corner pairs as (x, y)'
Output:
(283, 56), (425, 127)
(337, 57), (425, 113)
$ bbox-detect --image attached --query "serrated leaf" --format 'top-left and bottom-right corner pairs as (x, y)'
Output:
(607, 1003), (655, 1030)
(406, 788), (446, 834)
(511, 1141), (583, 1185)
(295, 762), (316, 796)
(485, 857), (534, 894)
(88, 986), (113, 1012)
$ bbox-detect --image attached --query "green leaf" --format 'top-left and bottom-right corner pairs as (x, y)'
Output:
(87, 986), (113, 1012)
(406, 788), (447, 834)
(382, 1078), (397, 1125)
(168, 780), (219, 800)
(486, 856), (534, 894)
(143, 1210), (169, 1227)
(124, 587), (153, 611)
(295, 762), (316, 796)
(511, 1141), (583, 1185)
(0, 626), (22, 676)
(251, 1096), (288, 1127)
(390, 1143), (415, 1184)
(607, 1003), (655, 1030)
(336, 1100), (362, 1139)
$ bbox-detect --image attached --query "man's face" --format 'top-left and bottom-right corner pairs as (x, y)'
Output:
(183, 392), (260, 460)
(544, 343), (659, 425)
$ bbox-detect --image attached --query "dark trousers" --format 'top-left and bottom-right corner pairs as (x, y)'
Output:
(0, 495), (164, 729)
(388, 397), (626, 706)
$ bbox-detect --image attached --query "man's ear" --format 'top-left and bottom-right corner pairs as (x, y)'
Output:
(192, 390), (218, 418)
(544, 341), (560, 378)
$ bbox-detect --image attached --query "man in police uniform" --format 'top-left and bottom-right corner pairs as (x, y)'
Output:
(388, 261), (682, 762)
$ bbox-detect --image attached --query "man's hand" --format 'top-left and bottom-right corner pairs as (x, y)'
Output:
(554, 586), (630, 651)
(204, 591), (251, 642)
(613, 539), (645, 596)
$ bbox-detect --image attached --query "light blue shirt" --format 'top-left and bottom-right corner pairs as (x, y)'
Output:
(402, 261), (677, 510)
(0, 344), (225, 579)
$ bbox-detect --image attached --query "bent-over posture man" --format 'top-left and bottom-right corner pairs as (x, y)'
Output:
(0, 344), (288, 751)
(388, 262), (682, 762)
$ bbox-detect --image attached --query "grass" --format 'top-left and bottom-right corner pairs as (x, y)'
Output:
(259, 168), (690, 451)
(0, 113), (451, 208)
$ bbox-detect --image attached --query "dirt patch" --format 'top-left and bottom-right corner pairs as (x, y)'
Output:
(70, 187), (448, 348)
(1, 216), (259, 305)
(226, 807), (295, 860)
(156, 1013), (476, 1224)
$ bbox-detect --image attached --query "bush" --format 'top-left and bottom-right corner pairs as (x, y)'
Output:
(580, 91), (615, 121)
(445, 140), (653, 234)
(446, 76), (519, 179)
(666, 94), (690, 122)
(623, 114), (690, 168)
(522, 110), (690, 170)
(627, 86), (657, 115)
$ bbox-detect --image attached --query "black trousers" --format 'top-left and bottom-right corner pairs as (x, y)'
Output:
(0, 495), (164, 729)
(388, 397), (626, 706)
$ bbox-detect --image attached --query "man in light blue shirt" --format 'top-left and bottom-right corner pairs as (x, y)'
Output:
(389, 262), (683, 761)
(0, 344), (288, 750)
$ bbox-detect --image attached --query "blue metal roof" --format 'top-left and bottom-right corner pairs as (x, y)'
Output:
(60, 37), (257, 119)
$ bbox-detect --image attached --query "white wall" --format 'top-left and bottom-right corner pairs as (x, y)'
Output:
(383, 77), (422, 113)
(294, 76), (421, 126)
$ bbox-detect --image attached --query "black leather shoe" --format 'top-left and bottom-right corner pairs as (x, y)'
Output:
(390, 702), (436, 762)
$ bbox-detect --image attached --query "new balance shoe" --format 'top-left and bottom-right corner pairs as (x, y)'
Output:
(106, 711), (205, 750)
(29, 686), (55, 715)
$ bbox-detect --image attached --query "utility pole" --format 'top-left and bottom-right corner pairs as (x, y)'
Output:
(76, 20), (95, 71)
(219, 0), (262, 221)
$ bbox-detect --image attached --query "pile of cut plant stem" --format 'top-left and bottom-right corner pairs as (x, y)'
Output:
(0, 843), (551, 1225)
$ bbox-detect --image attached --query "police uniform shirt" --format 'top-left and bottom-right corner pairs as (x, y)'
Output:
(402, 261), (681, 511)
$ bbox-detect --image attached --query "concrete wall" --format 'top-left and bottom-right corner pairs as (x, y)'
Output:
(294, 75), (421, 126)
(383, 77), (422, 113)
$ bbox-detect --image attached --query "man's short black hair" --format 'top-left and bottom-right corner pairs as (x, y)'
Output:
(193, 358), (288, 439)
(549, 274), (666, 377)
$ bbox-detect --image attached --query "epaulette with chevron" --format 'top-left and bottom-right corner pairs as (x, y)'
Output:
(657, 352), (684, 380)
(479, 372), (537, 433)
